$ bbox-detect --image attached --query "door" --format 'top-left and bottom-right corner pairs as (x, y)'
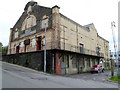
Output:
(16, 46), (19, 53)
(36, 36), (42, 50)
(37, 41), (41, 50)
(61, 62), (66, 74)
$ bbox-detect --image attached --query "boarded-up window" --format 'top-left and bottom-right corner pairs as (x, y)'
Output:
(20, 42), (24, 48)
(26, 45), (30, 52)
(92, 59), (95, 66)
(41, 18), (48, 29)
(79, 57), (84, 67)
(31, 38), (36, 47)
(66, 55), (69, 68)
(80, 44), (84, 53)
(14, 31), (18, 39)
(60, 25), (64, 38)
(86, 58), (90, 67)
(24, 39), (30, 45)
(72, 56), (77, 68)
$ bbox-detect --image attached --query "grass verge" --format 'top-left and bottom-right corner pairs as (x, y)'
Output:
(108, 75), (120, 81)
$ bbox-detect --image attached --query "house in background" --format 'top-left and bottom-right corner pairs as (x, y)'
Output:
(7, 1), (110, 74)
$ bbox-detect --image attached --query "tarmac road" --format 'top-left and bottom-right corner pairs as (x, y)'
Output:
(65, 68), (118, 84)
(1, 61), (119, 88)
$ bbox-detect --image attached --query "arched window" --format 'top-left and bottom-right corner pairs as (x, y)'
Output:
(14, 28), (18, 39)
(22, 15), (36, 30)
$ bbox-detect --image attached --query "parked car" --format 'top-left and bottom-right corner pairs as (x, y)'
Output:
(90, 64), (104, 73)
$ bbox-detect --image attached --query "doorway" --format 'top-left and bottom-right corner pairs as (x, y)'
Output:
(16, 46), (19, 53)
(36, 36), (42, 50)
(37, 41), (41, 50)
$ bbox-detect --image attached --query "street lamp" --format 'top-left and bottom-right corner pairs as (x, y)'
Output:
(111, 21), (117, 78)
(44, 22), (46, 72)
(43, 16), (48, 72)
(110, 50), (114, 79)
(111, 21), (117, 57)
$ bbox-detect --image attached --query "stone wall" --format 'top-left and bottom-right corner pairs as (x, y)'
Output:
(2, 50), (54, 73)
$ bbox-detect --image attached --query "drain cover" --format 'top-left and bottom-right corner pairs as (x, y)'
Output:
(30, 77), (47, 80)
(4, 69), (10, 71)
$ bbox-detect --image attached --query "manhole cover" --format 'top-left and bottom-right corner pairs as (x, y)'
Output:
(4, 69), (10, 71)
(30, 77), (47, 80)
(17, 70), (25, 72)
(92, 78), (96, 80)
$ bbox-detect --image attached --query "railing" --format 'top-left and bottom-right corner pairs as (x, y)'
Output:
(8, 41), (104, 57)
(60, 42), (104, 57)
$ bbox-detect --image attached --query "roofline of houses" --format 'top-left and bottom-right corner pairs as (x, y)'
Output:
(97, 34), (109, 43)
(60, 13), (91, 32)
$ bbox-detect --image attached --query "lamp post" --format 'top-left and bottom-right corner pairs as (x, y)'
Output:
(44, 22), (46, 72)
(110, 50), (114, 79)
(43, 16), (48, 72)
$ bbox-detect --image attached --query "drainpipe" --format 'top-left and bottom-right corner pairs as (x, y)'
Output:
(52, 53), (54, 73)
(78, 57), (80, 74)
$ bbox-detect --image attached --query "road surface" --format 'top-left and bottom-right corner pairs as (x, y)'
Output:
(65, 68), (118, 84)
(1, 61), (119, 88)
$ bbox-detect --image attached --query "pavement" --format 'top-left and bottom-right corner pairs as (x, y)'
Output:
(64, 68), (118, 84)
(1, 61), (119, 88)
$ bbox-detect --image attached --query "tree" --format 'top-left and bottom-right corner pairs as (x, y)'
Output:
(0, 42), (3, 53)
(2, 46), (8, 55)
(0, 42), (8, 55)
(0, 42), (3, 47)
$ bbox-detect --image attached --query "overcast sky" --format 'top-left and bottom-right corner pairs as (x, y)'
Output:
(0, 0), (119, 52)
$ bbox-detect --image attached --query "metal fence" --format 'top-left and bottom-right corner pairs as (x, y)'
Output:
(60, 42), (104, 57)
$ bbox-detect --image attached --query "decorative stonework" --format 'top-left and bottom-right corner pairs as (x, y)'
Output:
(22, 15), (36, 30)
(41, 15), (49, 29)
(27, 6), (32, 15)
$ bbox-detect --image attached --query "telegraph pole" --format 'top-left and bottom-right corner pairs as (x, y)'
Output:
(111, 21), (117, 78)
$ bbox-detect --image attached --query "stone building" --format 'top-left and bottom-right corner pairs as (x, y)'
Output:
(7, 1), (110, 74)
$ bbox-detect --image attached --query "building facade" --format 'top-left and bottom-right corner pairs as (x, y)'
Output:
(7, 1), (110, 74)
